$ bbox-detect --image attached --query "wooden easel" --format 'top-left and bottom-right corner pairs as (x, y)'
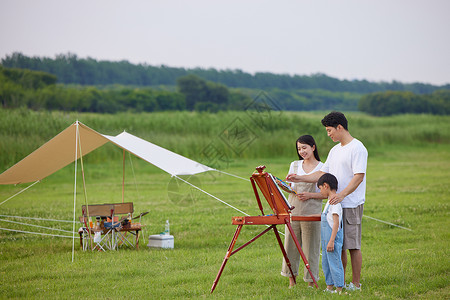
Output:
(210, 165), (321, 293)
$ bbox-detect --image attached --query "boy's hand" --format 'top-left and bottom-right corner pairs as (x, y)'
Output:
(327, 240), (335, 252)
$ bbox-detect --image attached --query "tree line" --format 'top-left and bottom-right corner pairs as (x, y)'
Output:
(0, 66), (254, 112)
(359, 90), (450, 116)
(1, 54), (449, 115)
(0, 65), (361, 113)
(2, 52), (449, 94)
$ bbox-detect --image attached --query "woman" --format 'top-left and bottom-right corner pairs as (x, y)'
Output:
(281, 135), (323, 288)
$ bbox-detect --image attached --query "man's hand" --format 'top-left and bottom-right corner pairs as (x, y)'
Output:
(329, 192), (345, 205)
(286, 173), (300, 182)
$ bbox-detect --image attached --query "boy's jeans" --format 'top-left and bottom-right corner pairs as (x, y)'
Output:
(321, 209), (344, 287)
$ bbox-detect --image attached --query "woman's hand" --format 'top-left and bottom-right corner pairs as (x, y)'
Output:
(297, 192), (325, 201)
(297, 192), (311, 201)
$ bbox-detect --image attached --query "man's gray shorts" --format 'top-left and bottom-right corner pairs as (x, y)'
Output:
(342, 204), (364, 250)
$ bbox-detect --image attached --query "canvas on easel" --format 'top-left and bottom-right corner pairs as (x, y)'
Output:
(210, 165), (320, 293)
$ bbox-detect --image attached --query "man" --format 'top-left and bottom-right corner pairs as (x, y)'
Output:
(286, 111), (368, 291)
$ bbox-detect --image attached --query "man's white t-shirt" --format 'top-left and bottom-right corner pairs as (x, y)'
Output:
(321, 138), (368, 208)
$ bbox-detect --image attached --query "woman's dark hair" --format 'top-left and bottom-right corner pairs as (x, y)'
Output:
(321, 111), (348, 130)
(296, 135), (320, 161)
(317, 173), (338, 191)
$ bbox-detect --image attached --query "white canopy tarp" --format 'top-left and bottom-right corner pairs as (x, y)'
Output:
(104, 131), (214, 176)
(0, 121), (215, 185)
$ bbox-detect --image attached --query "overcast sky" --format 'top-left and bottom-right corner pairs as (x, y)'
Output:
(1, 0), (449, 85)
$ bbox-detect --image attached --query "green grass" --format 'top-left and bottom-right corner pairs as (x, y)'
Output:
(0, 144), (449, 299)
(1, 108), (450, 169)
(0, 109), (449, 298)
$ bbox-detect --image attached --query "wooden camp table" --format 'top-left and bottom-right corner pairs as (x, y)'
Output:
(114, 222), (143, 249)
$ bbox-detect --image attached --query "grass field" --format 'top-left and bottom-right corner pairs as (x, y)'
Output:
(0, 109), (449, 299)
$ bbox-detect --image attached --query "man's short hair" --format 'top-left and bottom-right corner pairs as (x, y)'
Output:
(317, 173), (338, 191)
(321, 111), (348, 130)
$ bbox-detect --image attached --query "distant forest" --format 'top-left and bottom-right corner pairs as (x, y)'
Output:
(1, 52), (449, 115)
(3, 52), (449, 93)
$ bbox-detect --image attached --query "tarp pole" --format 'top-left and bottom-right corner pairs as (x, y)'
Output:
(71, 122), (79, 262)
(78, 128), (93, 250)
(122, 149), (125, 203)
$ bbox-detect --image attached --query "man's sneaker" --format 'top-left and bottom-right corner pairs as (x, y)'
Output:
(346, 282), (361, 291)
(323, 289), (337, 293)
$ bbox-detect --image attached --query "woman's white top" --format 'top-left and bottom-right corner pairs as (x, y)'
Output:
(287, 160), (323, 216)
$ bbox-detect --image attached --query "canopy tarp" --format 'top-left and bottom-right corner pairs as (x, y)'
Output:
(0, 121), (215, 185)
(105, 131), (214, 176)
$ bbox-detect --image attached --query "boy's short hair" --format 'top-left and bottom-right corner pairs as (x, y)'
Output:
(317, 173), (338, 191)
(321, 111), (348, 130)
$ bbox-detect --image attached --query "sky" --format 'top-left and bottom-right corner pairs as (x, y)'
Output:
(1, 0), (449, 86)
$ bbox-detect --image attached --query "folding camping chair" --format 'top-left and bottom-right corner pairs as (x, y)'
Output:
(210, 165), (321, 293)
(80, 203), (120, 251)
(79, 202), (144, 251)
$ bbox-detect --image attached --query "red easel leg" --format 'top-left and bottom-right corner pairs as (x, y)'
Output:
(211, 225), (243, 293)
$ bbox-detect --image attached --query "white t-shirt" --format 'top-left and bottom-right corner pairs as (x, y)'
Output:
(323, 200), (343, 229)
(288, 160), (323, 193)
(321, 138), (368, 208)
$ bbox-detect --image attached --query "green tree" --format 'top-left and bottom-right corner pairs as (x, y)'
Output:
(177, 74), (208, 110)
(359, 90), (450, 116)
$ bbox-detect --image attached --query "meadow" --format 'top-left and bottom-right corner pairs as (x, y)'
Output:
(0, 108), (449, 299)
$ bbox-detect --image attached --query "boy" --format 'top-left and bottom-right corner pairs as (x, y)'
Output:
(317, 173), (344, 293)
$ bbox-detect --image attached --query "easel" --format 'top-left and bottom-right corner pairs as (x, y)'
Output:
(210, 165), (321, 293)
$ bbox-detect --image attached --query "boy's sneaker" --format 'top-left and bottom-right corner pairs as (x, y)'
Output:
(323, 289), (337, 293)
(346, 282), (361, 291)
